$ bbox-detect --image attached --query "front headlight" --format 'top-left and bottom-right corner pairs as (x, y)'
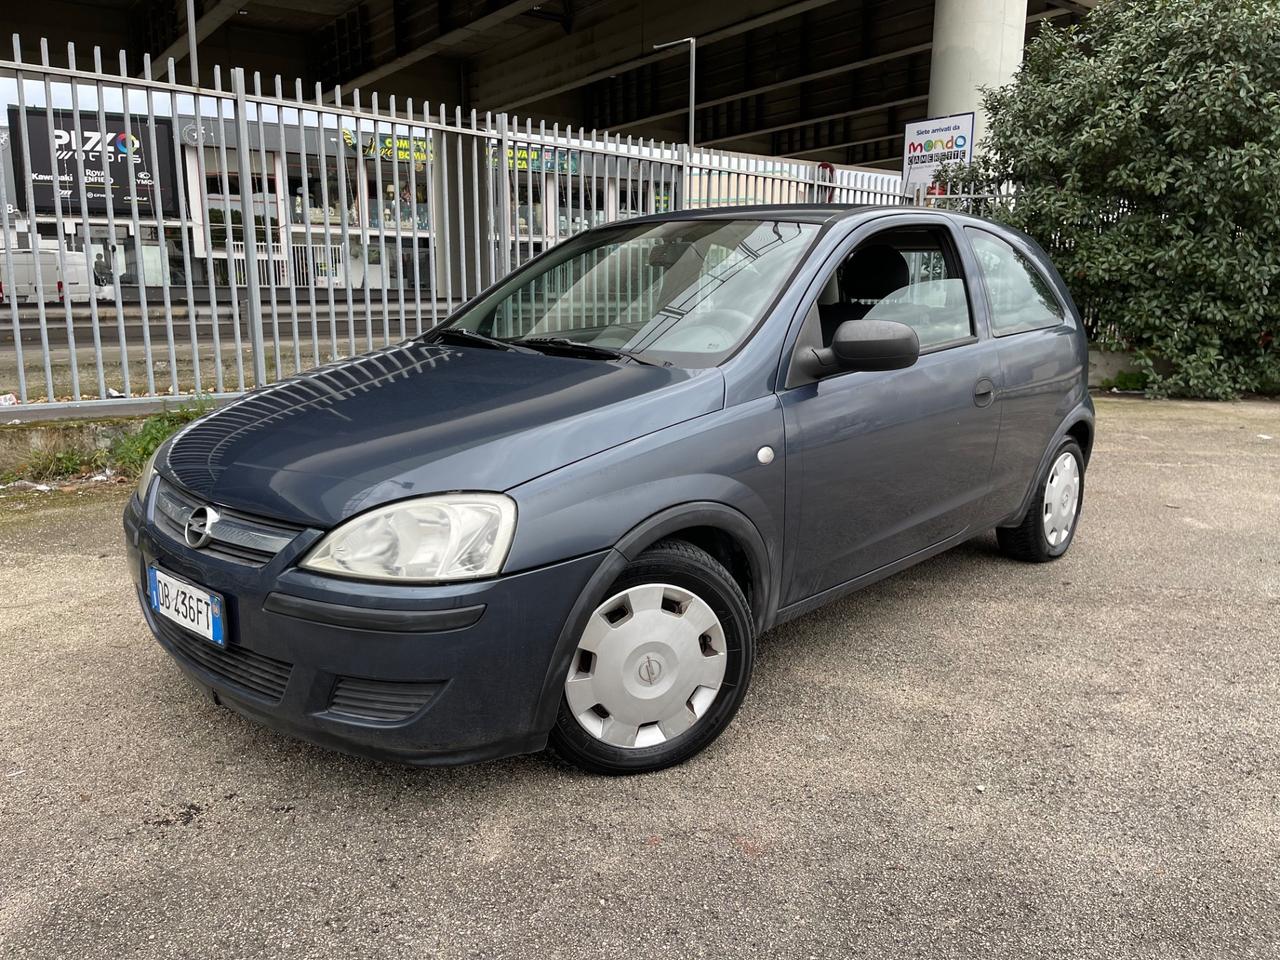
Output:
(135, 449), (159, 503)
(300, 494), (517, 582)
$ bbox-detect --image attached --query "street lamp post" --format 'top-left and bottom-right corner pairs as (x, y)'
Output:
(653, 37), (696, 147)
(185, 0), (200, 85)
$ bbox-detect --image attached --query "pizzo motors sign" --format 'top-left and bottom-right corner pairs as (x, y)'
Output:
(7, 107), (179, 217)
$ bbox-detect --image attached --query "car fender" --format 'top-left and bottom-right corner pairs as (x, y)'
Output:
(1002, 398), (1096, 527)
(504, 393), (784, 580)
(510, 396), (786, 742)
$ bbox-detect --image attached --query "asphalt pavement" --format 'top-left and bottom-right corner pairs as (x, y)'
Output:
(1, 396), (1277, 959)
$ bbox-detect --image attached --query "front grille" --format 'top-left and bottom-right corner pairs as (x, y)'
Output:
(326, 677), (442, 724)
(153, 479), (302, 566)
(155, 616), (293, 703)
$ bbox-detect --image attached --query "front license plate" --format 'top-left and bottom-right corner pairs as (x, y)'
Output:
(148, 566), (225, 646)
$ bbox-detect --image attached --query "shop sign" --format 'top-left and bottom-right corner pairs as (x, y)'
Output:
(8, 107), (179, 217)
(493, 144), (579, 174)
(342, 129), (432, 162)
(901, 113), (974, 196)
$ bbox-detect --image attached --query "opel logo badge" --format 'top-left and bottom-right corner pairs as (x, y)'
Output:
(184, 505), (220, 549)
(637, 655), (663, 686)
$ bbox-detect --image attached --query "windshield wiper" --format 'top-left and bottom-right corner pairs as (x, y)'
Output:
(425, 327), (539, 354)
(514, 336), (665, 366)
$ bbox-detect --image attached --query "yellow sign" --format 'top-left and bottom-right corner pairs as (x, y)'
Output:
(342, 129), (431, 162)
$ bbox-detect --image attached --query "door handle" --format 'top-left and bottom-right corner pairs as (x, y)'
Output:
(973, 378), (996, 408)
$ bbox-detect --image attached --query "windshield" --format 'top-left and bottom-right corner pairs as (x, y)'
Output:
(442, 219), (818, 366)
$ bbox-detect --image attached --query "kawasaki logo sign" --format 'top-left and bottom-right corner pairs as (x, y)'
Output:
(7, 107), (179, 217)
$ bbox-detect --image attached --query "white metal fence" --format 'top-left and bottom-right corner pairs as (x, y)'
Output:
(0, 35), (905, 412)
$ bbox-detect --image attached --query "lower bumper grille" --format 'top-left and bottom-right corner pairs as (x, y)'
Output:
(156, 617), (293, 703)
(326, 677), (443, 724)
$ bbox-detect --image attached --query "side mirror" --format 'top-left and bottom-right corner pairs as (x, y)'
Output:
(801, 319), (920, 378)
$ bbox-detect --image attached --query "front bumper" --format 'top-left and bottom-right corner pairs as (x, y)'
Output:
(123, 488), (612, 766)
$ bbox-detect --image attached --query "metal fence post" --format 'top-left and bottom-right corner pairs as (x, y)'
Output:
(497, 113), (512, 275)
(678, 142), (690, 211)
(231, 68), (268, 387)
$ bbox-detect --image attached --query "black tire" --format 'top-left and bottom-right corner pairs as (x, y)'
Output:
(548, 539), (755, 775)
(997, 437), (1086, 563)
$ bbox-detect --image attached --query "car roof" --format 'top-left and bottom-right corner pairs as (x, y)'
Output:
(617, 203), (1026, 230)
(621, 203), (885, 226)
(591, 204), (1030, 247)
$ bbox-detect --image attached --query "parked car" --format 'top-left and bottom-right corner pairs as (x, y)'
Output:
(123, 205), (1094, 774)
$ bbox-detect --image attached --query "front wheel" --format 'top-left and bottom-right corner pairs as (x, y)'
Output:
(997, 437), (1085, 562)
(548, 540), (755, 775)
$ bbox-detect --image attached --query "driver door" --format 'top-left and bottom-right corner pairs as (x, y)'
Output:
(779, 216), (1002, 606)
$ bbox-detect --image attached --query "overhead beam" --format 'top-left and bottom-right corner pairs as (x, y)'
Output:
(604, 6), (1073, 135)
(611, 43), (934, 133)
(153, 0), (244, 82)
(699, 94), (929, 146)
(781, 131), (907, 159)
(329, 0), (542, 96)
(777, 7), (1085, 164)
(521, 0), (575, 33)
(493, 0), (846, 113)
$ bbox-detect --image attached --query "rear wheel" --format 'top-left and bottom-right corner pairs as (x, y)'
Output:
(997, 437), (1085, 562)
(548, 540), (754, 775)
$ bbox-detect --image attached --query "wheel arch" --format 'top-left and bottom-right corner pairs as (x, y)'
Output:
(613, 501), (776, 633)
(528, 501), (775, 746)
(1065, 417), (1094, 464)
(1002, 403), (1095, 528)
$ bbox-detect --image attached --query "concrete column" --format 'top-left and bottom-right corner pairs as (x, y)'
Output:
(927, 0), (1028, 148)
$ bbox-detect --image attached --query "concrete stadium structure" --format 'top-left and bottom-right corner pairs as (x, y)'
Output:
(8, 0), (1094, 171)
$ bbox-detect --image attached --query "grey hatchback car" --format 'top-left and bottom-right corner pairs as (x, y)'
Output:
(123, 205), (1093, 774)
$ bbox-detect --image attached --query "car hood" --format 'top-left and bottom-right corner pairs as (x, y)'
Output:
(160, 340), (724, 528)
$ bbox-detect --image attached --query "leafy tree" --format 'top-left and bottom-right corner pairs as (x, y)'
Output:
(942, 0), (1280, 398)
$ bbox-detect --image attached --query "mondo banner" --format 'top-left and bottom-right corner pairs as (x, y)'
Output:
(901, 113), (974, 196)
(7, 107), (179, 217)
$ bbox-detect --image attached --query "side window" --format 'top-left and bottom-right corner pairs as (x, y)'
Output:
(814, 227), (973, 351)
(966, 229), (1065, 336)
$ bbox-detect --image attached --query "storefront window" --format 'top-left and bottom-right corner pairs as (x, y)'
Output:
(203, 146), (280, 245)
(286, 153), (360, 228)
(367, 158), (430, 231)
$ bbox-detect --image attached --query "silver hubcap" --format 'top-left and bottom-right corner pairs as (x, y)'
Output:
(1042, 451), (1081, 547)
(565, 583), (727, 749)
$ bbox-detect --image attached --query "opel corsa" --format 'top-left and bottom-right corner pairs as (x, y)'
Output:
(124, 206), (1094, 774)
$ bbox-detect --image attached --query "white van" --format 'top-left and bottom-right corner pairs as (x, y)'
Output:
(0, 248), (98, 304)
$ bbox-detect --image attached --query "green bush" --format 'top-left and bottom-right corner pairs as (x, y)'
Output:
(110, 399), (211, 476)
(941, 0), (1280, 398)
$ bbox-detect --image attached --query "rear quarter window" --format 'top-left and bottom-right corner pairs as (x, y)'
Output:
(966, 228), (1065, 336)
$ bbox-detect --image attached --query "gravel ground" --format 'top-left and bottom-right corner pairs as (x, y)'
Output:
(1, 396), (1277, 959)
